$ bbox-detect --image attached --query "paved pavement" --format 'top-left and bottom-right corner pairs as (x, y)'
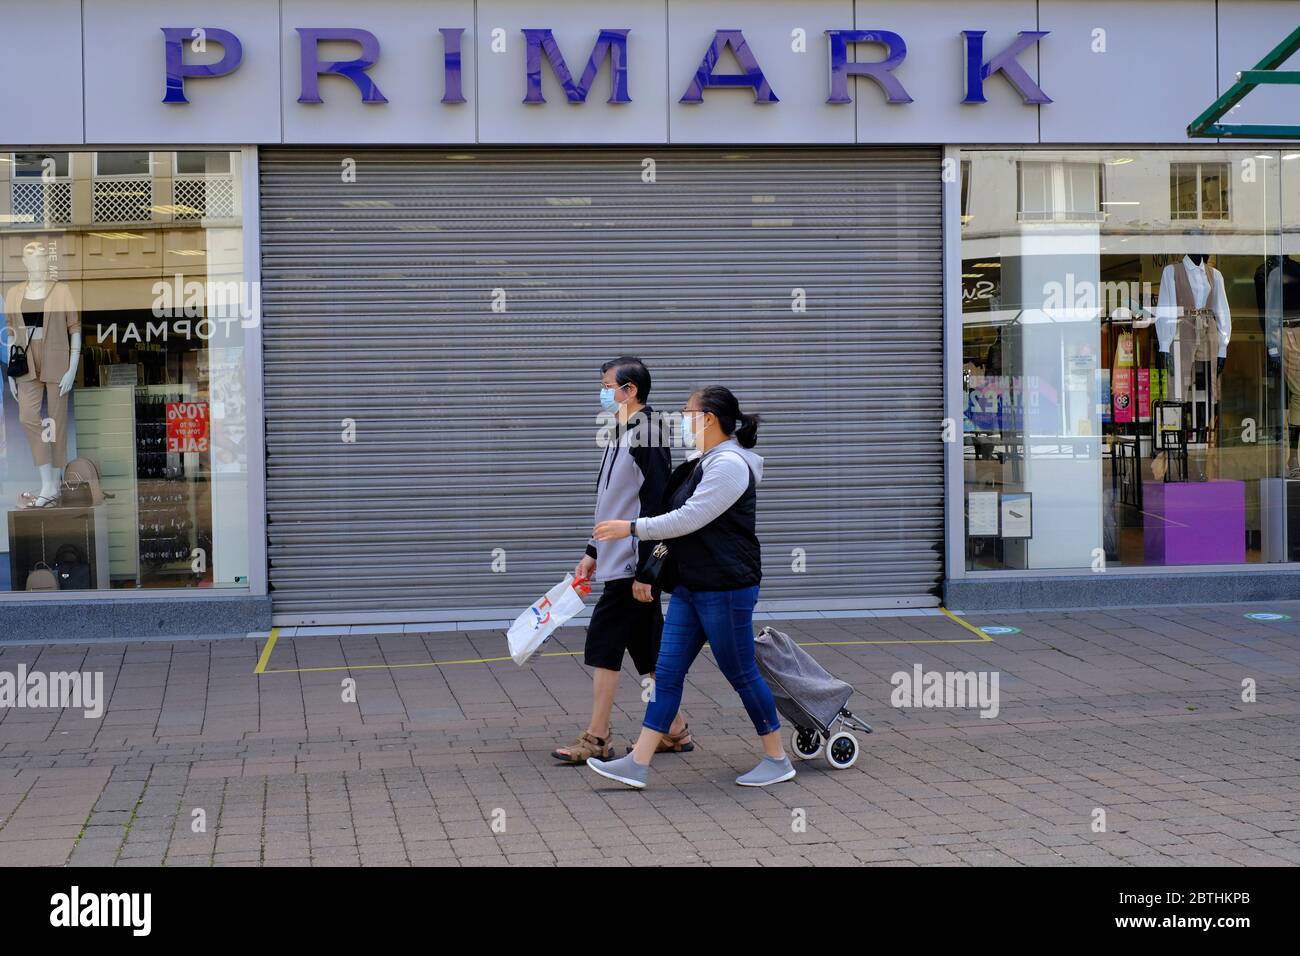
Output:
(0, 603), (1298, 867)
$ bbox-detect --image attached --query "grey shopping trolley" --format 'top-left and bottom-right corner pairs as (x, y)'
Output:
(755, 625), (872, 770)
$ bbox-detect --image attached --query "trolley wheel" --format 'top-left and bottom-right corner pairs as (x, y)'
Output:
(790, 727), (824, 760)
(824, 731), (859, 770)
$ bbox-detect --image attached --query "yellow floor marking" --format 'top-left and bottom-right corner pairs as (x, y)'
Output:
(259, 649), (582, 675)
(939, 606), (997, 642)
(798, 637), (989, 647)
(254, 608), (996, 675)
(253, 627), (280, 674)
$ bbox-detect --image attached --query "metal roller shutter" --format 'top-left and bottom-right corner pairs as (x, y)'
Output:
(259, 148), (943, 623)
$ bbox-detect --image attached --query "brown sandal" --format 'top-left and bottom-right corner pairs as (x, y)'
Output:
(551, 731), (613, 764)
(655, 724), (695, 754)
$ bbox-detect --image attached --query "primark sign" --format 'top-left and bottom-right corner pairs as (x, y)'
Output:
(162, 25), (1051, 108)
(5, 1), (1280, 145)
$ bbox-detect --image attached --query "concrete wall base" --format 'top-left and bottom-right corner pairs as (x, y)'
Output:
(945, 571), (1300, 612)
(0, 595), (272, 642)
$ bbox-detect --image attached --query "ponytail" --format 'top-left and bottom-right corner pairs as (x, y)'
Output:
(734, 412), (761, 449)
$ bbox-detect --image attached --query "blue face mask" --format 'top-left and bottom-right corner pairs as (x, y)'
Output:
(600, 387), (620, 412)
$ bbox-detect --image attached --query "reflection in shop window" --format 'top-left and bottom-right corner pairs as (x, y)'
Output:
(1, 150), (250, 594)
(92, 151), (154, 225)
(1017, 160), (1103, 223)
(9, 154), (73, 228)
(1171, 161), (1230, 221)
(171, 152), (237, 222)
(960, 159), (972, 225)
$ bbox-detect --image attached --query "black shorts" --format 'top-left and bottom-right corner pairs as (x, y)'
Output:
(584, 577), (664, 675)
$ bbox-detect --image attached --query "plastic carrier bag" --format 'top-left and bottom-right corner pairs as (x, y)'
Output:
(506, 573), (591, 666)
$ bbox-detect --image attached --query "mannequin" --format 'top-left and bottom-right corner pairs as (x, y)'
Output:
(1155, 253), (1230, 379)
(4, 240), (81, 508)
(1153, 253), (1230, 480)
(1257, 255), (1300, 475)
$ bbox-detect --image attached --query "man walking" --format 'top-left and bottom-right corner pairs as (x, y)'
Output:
(552, 357), (692, 762)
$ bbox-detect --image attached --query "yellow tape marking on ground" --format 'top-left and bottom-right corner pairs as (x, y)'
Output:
(253, 627), (280, 674)
(254, 607), (995, 675)
(939, 606), (996, 641)
(259, 649), (583, 675)
(797, 637), (988, 647)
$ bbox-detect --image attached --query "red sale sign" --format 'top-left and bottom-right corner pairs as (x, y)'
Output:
(166, 401), (210, 453)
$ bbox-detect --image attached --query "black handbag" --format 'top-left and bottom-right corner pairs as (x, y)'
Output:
(636, 542), (677, 593)
(53, 543), (91, 591)
(7, 327), (31, 379)
(633, 458), (700, 593)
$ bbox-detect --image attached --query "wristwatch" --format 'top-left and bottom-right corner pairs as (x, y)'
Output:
(630, 519), (637, 538)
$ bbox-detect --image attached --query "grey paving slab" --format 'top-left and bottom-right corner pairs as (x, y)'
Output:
(0, 603), (1298, 866)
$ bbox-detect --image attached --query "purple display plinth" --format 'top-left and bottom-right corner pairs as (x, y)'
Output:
(1143, 480), (1246, 565)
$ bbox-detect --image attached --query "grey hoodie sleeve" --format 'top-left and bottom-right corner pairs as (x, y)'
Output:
(636, 452), (750, 541)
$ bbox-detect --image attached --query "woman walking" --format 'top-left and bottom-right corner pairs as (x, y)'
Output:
(586, 386), (793, 789)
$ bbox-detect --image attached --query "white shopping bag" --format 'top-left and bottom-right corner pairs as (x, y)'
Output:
(506, 573), (591, 666)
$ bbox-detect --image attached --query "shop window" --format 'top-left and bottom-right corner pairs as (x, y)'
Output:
(962, 149), (1285, 574)
(0, 150), (251, 593)
(1171, 161), (1230, 221)
(1017, 161), (1103, 223)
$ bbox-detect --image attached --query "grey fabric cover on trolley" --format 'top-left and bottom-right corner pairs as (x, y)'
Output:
(754, 625), (853, 732)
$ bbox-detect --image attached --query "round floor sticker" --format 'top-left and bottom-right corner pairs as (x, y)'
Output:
(980, 625), (1021, 635)
(1244, 612), (1291, 622)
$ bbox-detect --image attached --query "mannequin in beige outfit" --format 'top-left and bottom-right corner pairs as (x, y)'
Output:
(4, 240), (81, 508)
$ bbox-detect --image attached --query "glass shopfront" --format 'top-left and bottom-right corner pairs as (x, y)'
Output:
(0, 150), (252, 593)
(961, 148), (1300, 572)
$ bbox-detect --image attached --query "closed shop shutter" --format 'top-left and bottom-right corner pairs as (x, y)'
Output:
(258, 148), (944, 623)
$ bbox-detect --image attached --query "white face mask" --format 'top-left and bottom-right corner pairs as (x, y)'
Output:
(681, 412), (702, 449)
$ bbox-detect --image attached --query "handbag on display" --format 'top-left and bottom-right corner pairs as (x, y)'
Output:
(25, 563), (58, 592)
(53, 543), (91, 590)
(6, 327), (31, 379)
(63, 457), (111, 506)
(60, 478), (93, 507)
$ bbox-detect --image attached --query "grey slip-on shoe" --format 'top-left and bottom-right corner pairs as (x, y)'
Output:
(736, 754), (797, 787)
(586, 752), (650, 789)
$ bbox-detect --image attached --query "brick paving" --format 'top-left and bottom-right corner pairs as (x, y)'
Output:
(0, 603), (1298, 867)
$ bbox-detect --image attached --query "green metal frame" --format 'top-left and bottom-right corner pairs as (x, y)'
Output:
(1188, 24), (1300, 139)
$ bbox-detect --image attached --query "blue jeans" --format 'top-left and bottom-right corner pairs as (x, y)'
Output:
(643, 584), (781, 737)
